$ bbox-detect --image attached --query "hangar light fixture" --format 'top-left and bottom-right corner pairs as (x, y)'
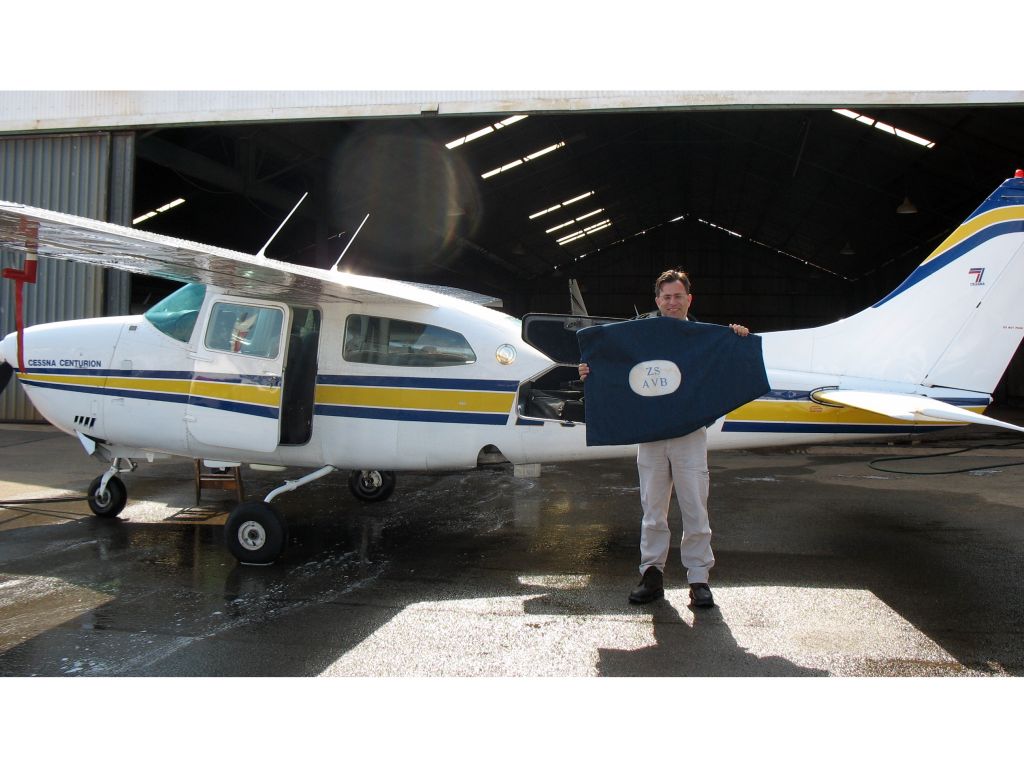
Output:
(445, 115), (528, 149)
(544, 208), (606, 234)
(556, 218), (612, 245)
(133, 197), (185, 225)
(528, 190), (594, 220)
(832, 109), (935, 149)
(481, 141), (566, 180)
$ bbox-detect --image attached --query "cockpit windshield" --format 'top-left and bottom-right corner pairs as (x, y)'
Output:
(144, 283), (207, 343)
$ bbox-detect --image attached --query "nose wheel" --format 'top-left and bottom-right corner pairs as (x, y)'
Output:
(87, 475), (127, 518)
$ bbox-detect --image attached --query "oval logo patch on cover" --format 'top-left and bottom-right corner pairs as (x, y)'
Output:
(628, 360), (682, 397)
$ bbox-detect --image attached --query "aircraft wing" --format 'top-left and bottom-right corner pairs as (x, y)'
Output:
(814, 389), (1024, 435)
(0, 200), (447, 307)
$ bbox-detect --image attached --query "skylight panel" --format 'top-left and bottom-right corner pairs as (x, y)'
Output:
(445, 115), (528, 150)
(544, 208), (605, 235)
(545, 219), (576, 234)
(481, 141), (566, 180)
(555, 218), (612, 245)
(832, 108), (935, 149)
(525, 143), (562, 161)
(528, 191), (595, 220)
(561, 191), (593, 206)
(133, 197), (185, 225)
(529, 204), (562, 220)
(481, 159), (523, 179)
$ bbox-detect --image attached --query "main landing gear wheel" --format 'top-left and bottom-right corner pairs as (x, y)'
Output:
(348, 470), (396, 503)
(87, 475), (127, 518)
(225, 501), (287, 564)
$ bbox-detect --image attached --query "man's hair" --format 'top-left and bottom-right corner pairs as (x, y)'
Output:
(654, 268), (691, 296)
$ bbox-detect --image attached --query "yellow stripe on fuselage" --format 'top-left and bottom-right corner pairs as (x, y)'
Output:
(20, 372), (281, 407)
(105, 376), (192, 395)
(921, 205), (1024, 266)
(316, 384), (514, 413)
(189, 380), (281, 406)
(18, 372), (102, 388)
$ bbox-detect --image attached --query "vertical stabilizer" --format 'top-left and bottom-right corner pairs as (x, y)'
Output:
(569, 279), (589, 316)
(762, 174), (1024, 393)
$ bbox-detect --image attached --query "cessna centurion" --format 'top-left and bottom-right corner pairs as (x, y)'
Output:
(3, 173), (1024, 563)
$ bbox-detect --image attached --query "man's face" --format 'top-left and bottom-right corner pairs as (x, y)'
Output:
(654, 279), (692, 320)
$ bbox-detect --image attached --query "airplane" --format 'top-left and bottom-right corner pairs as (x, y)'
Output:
(2, 172), (1024, 565)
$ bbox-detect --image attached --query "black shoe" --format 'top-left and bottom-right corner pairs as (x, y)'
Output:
(628, 567), (664, 604)
(689, 582), (714, 608)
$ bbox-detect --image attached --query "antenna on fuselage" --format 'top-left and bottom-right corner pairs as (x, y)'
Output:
(256, 192), (308, 259)
(332, 213), (370, 270)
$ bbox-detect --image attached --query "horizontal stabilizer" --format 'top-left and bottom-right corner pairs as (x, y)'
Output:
(814, 389), (1024, 434)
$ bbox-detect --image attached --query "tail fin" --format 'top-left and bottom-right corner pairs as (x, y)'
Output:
(569, 278), (589, 316)
(763, 173), (1024, 393)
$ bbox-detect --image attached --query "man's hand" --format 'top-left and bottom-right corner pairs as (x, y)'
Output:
(729, 324), (750, 337)
(578, 362), (590, 381)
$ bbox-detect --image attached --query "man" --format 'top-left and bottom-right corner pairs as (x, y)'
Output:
(578, 269), (749, 608)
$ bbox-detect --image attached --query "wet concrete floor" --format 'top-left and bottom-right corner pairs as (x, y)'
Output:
(1, 423), (1023, 677)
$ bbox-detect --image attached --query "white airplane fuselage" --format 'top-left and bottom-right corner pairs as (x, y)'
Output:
(1, 281), (998, 475)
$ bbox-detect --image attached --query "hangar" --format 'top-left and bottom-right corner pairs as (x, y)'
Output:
(2, 90), (1024, 419)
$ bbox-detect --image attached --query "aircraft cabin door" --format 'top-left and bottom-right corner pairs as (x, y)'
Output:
(186, 298), (288, 453)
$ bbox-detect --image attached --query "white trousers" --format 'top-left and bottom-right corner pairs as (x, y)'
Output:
(636, 427), (714, 584)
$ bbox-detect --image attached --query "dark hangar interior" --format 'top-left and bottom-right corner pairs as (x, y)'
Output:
(130, 102), (1024, 399)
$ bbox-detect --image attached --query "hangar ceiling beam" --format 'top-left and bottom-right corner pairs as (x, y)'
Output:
(2, 92), (1022, 135)
(136, 135), (302, 212)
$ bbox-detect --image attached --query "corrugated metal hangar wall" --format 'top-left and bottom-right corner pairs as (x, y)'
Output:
(0, 132), (133, 420)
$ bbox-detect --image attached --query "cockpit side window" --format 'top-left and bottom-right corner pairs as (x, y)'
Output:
(343, 314), (476, 366)
(205, 302), (284, 358)
(144, 283), (207, 343)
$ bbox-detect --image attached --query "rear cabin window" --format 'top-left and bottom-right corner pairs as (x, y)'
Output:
(343, 314), (476, 367)
(144, 283), (207, 343)
(205, 302), (284, 358)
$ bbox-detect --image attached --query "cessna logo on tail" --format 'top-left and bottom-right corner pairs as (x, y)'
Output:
(969, 267), (986, 286)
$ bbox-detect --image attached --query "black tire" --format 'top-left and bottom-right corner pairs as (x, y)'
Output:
(348, 470), (396, 503)
(87, 475), (127, 518)
(225, 501), (287, 564)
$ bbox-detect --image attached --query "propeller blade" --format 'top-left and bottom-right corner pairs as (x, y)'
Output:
(0, 361), (12, 394)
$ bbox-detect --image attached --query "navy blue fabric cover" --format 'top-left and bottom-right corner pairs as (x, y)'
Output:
(577, 317), (770, 446)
